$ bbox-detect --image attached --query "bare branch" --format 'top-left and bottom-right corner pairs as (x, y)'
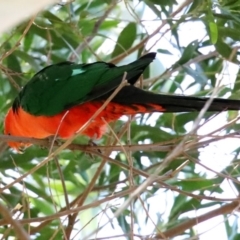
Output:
(0, 203), (30, 240)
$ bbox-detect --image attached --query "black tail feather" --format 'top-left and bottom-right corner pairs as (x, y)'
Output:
(111, 86), (240, 112)
(118, 52), (156, 85)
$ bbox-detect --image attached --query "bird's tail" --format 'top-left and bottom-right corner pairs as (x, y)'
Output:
(117, 52), (156, 85)
(151, 94), (240, 112)
(112, 86), (240, 112)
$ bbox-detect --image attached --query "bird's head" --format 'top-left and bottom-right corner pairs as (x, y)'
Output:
(4, 108), (31, 153)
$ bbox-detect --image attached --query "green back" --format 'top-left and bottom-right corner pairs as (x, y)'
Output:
(13, 53), (156, 116)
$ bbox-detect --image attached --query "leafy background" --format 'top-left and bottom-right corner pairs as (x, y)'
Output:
(0, 0), (240, 239)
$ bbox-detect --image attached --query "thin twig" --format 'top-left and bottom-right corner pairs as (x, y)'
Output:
(0, 203), (30, 240)
(159, 201), (240, 239)
(0, 15), (36, 62)
(68, 0), (117, 61)
(54, 156), (70, 209)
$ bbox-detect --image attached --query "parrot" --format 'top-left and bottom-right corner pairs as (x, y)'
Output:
(4, 52), (240, 152)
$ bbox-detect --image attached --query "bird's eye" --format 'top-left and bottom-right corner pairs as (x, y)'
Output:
(8, 133), (11, 135)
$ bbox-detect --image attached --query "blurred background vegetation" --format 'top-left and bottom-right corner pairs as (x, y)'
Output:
(1, 0), (240, 239)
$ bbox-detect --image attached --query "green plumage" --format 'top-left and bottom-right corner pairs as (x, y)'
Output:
(13, 53), (156, 116)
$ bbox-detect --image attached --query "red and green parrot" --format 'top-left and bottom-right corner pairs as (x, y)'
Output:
(4, 52), (240, 152)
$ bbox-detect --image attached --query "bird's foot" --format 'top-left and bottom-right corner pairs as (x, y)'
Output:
(88, 139), (101, 153)
(87, 138), (102, 159)
(39, 136), (62, 151)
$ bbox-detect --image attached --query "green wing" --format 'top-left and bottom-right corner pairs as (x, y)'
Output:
(13, 53), (156, 116)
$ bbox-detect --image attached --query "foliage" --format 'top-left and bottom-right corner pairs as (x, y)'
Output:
(0, 0), (240, 239)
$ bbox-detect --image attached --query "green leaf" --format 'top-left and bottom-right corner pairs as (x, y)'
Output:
(174, 40), (198, 66)
(218, 27), (240, 41)
(30, 197), (54, 215)
(157, 48), (173, 55)
(207, 5), (218, 44)
(109, 164), (121, 183)
(148, 0), (177, 6)
(112, 22), (137, 57)
(174, 178), (223, 192)
(169, 196), (200, 220)
(209, 21), (218, 44)
(14, 50), (40, 71)
(215, 39), (236, 62)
